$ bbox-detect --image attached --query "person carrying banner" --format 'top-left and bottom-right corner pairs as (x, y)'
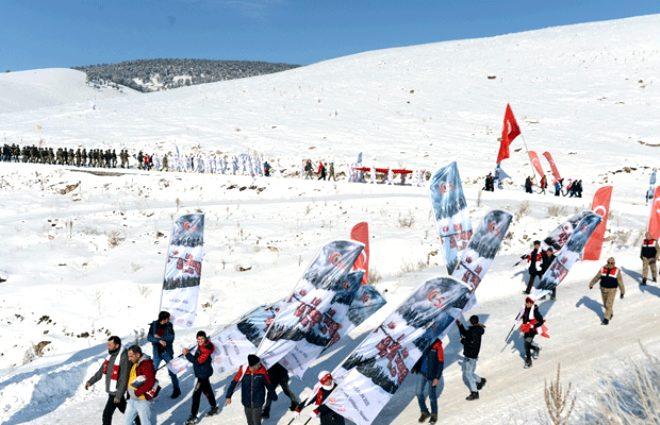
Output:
(183, 331), (218, 424)
(640, 232), (658, 285)
(541, 247), (557, 300)
(522, 241), (543, 294)
(589, 257), (625, 325)
(456, 316), (486, 401)
(125, 345), (159, 425)
(294, 371), (345, 425)
(261, 362), (299, 419)
(520, 298), (545, 369)
(85, 336), (130, 425)
(146, 311), (181, 398)
(225, 354), (277, 425)
(412, 338), (445, 423)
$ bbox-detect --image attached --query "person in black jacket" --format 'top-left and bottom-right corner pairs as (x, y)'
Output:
(147, 311), (181, 398)
(262, 362), (299, 419)
(85, 336), (130, 425)
(412, 339), (444, 423)
(225, 355), (277, 425)
(524, 176), (533, 193)
(541, 247), (556, 300)
(456, 315), (486, 401)
(523, 241), (543, 294)
(520, 298), (545, 368)
(184, 331), (218, 424)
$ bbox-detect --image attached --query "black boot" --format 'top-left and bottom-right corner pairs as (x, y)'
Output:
(642, 278), (647, 286)
(601, 318), (609, 325)
(289, 400), (298, 411)
(466, 391), (479, 401)
(524, 358), (532, 369)
(185, 416), (197, 425)
(208, 406), (219, 416)
(262, 407), (270, 419)
(171, 388), (181, 399)
(429, 413), (438, 424)
(476, 378), (487, 390)
(418, 412), (430, 422)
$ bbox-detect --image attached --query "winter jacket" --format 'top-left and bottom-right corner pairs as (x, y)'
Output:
(413, 340), (444, 380)
(313, 384), (345, 425)
(185, 341), (214, 379)
(128, 356), (159, 400)
(589, 266), (625, 294)
(225, 365), (276, 408)
(86, 348), (130, 400)
(541, 252), (555, 275)
(524, 249), (543, 274)
(267, 362), (290, 387)
(520, 305), (544, 337)
(147, 320), (175, 357)
(641, 239), (658, 259)
(458, 323), (484, 359)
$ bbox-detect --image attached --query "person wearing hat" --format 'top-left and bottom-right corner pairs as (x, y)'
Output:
(411, 338), (444, 423)
(295, 371), (344, 425)
(183, 331), (218, 424)
(225, 355), (277, 425)
(520, 298), (545, 369)
(456, 315), (486, 401)
(589, 257), (625, 325)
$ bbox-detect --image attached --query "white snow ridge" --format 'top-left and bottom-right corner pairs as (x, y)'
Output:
(1, 14), (659, 425)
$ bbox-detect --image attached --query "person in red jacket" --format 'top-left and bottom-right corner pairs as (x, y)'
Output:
(126, 345), (160, 425)
(295, 371), (344, 425)
(183, 331), (218, 424)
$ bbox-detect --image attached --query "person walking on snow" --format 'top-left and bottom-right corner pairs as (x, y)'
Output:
(412, 338), (444, 423)
(317, 161), (327, 180)
(225, 354), (277, 425)
(640, 232), (658, 285)
(294, 371), (345, 425)
(589, 257), (625, 325)
(456, 315), (486, 401)
(262, 362), (299, 419)
(184, 331), (218, 424)
(520, 297), (546, 369)
(125, 345), (159, 425)
(539, 175), (547, 194)
(522, 240), (543, 294)
(85, 336), (130, 425)
(147, 311), (181, 398)
(541, 247), (557, 300)
(524, 176), (533, 194)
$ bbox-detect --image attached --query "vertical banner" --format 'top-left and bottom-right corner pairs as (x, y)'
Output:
(256, 240), (364, 368)
(583, 186), (613, 260)
(648, 186), (660, 239)
(542, 151), (562, 182)
(452, 210), (513, 291)
(160, 213), (205, 328)
(351, 222), (370, 284)
(532, 212), (602, 299)
(528, 151), (546, 179)
(429, 162), (473, 274)
(324, 277), (470, 425)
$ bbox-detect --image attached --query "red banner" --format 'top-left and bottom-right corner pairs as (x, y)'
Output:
(496, 104), (521, 163)
(351, 222), (369, 284)
(648, 186), (660, 239)
(583, 186), (613, 260)
(542, 151), (561, 182)
(528, 151), (545, 179)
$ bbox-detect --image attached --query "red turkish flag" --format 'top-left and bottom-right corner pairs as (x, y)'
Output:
(350, 222), (369, 284)
(583, 186), (613, 261)
(497, 104), (521, 163)
(648, 186), (660, 239)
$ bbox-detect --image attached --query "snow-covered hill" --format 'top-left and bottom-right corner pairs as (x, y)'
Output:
(0, 68), (135, 114)
(0, 14), (659, 425)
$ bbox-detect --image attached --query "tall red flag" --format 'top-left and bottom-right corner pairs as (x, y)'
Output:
(542, 151), (562, 182)
(648, 186), (660, 239)
(583, 186), (613, 261)
(350, 222), (369, 284)
(497, 104), (521, 163)
(528, 151), (546, 178)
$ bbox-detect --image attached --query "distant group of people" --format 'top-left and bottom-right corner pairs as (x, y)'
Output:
(521, 175), (583, 197)
(303, 159), (336, 181)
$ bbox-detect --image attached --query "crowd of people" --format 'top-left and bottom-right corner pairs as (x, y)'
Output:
(482, 171), (584, 197)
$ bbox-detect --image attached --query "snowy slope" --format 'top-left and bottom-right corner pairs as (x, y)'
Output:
(0, 68), (135, 114)
(0, 14), (659, 425)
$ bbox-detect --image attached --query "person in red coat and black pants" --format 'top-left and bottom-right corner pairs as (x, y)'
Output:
(184, 331), (218, 424)
(520, 297), (545, 369)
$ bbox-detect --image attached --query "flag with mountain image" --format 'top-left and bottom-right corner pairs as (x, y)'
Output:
(451, 210), (513, 290)
(429, 161), (473, 274)
(256, 240), (365, 368)
(160, 213), (205, 328)
(531, 211), (602, 299)
(322, 277), (470, 425)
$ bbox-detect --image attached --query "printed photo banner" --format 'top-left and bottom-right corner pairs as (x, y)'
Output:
(324, 277), (470, 425)
(160, 213), (205, 328)
(452, 210), (513, 291)
(257, 240), (364, 368)
(532, 212), (602, 299)
(429, 161), (473, 274)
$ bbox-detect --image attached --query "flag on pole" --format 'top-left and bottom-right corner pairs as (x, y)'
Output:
(351, 222), (370, 284)
(648, 186), (660, 239)
(496, 104), (521, 163)
(583, 186), (613, 261)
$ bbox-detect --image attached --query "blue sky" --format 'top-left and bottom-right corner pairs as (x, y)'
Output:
(1, 0), (658, 71)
